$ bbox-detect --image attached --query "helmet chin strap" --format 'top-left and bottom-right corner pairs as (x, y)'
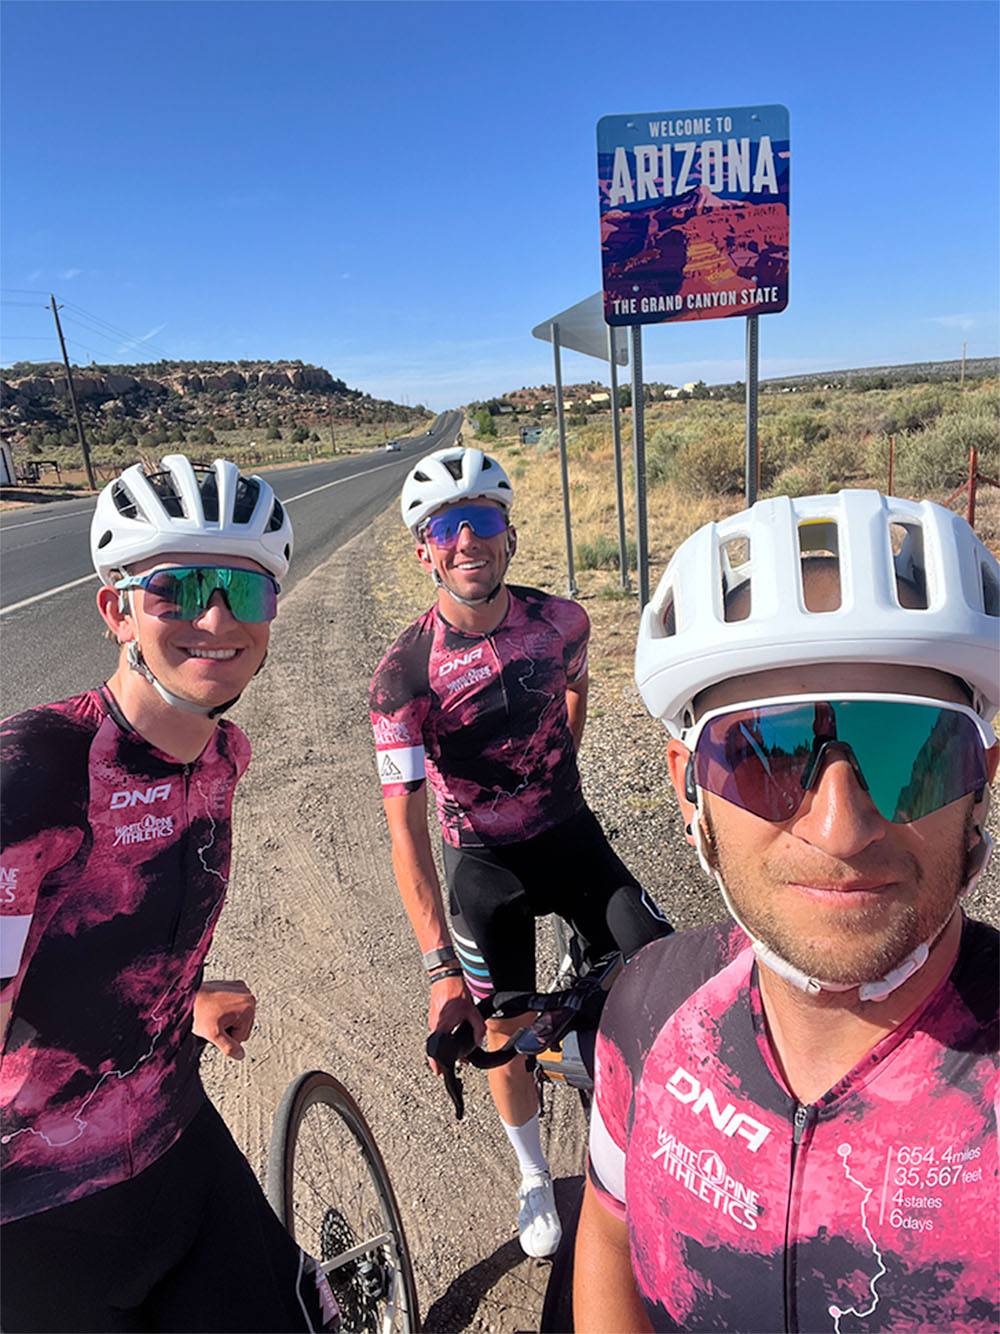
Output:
(126, 640), (240, 719)
(689, 792), (981, 1003)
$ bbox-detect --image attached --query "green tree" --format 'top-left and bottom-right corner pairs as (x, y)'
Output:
(476, 408), (496, 438)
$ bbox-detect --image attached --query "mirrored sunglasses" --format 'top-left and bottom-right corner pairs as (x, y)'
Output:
(687, 693), (995, 825)
(421, 505), (508, 548)
(115, 566), (280, 623)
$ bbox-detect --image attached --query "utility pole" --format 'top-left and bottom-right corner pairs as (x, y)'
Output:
(50, 294), (96, 490)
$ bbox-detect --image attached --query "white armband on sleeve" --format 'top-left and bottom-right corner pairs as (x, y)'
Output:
(377, 745), (426, 787)
(0, 915), (33, 979)
(588, 1095), (627, 1205)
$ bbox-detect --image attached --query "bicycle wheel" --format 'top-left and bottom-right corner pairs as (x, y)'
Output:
(266, 1071), (420, 1334)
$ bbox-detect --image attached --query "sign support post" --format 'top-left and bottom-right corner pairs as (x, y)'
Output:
(745, 314), (759, 505)
(630, 326), (650, 608)
(608, 326), (629, 590)
(550, 321), (578, 596)
(532, 294), (627, 599)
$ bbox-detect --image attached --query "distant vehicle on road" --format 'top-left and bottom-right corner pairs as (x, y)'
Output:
(385, 441), (401, 452)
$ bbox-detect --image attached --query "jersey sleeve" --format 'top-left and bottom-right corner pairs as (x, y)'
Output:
(562, 598), (590, 683)
(588, 935), (681, 1217)
(369, 635), (431, 799)
(1, 713), (86, 1009)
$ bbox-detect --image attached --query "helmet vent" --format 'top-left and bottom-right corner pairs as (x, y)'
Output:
(412, 469), (430, 483)
(232, 476), (261, 524)
(443, 459), (463, 482)
(797, 521), (841, 612)
(110, 480), (141, 521)
(982, 561), (999, 618)
(267, 498), (286, 532)
(722, 538), (751, 622)
(191, 467), (219, 523)
(147, 469), (186, 519)
(891, 523), (928, 609)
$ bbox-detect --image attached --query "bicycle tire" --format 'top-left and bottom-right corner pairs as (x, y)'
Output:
(266, 1071), (420, 1334)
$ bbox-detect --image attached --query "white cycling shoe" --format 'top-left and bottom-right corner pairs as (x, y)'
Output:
(517, 1171), (562, 1258)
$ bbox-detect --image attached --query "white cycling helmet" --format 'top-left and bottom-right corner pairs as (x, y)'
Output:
(400, 447), (513, 536)
(91, 455), (293, 583)
(636, 489), (1000, 735)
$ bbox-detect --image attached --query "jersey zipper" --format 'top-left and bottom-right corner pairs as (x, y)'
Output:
(166, 763), (193, 948)
(784, 1101), (818, 1331)
(486, 634), (510, 720)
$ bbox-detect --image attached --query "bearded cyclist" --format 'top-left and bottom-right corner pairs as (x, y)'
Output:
(575, 490), (999, 1332)
(370, 445), (671, 1258)
(1, 456), (337, 1332)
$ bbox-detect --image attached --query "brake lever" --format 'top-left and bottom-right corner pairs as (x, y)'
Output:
(426, 1021), (528, 1121)
(426, 1023), (473, 1120)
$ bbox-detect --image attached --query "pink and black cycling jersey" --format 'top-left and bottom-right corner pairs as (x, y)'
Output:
(370, 585), (588, 847)
(589, 919), (999, 1332)
(0, 687), (250, 1224)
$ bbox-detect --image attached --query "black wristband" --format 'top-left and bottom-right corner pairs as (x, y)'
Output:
(429, 968), (465, 985)
(423, 946), (458, 972)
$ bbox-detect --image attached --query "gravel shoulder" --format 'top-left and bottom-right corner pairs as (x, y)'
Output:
(202, 498), (998, 1334)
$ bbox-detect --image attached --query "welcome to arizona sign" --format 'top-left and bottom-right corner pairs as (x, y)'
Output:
(597, 104), (789, 326)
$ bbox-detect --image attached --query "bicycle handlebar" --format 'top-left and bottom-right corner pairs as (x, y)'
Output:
(426, 953), (622, 1120)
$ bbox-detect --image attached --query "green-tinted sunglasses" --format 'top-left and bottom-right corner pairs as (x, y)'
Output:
(687, 693), (995, 825)
(116, 566), (280, 623)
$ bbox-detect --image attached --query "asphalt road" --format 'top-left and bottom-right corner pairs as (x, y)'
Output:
(0, 411), (462, 719)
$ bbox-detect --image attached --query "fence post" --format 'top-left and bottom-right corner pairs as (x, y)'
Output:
(967, 445), (977, 527)
(888, 435), (895, 495)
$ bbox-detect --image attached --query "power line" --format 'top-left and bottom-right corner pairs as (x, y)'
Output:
(59, 301), (173, 361)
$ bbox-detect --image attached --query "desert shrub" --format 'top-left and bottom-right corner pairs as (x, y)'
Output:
(891, 392), (999, 495)
(769, 463), (830, 497)
(576, 534), (637, 570)
(671, 422), (749, 496)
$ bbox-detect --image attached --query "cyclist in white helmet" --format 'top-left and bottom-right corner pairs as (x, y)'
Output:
(575, 490), (999, 1332)
(371, 445), (672, 1259)
(1, 457), (338, 1331)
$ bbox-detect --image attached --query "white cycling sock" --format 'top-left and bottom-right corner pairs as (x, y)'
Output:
(501, 1112), (549, 1179)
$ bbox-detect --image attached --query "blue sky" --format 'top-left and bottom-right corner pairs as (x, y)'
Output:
(2, 0), (997, 411)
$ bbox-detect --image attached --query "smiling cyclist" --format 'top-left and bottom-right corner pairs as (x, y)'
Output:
(1, 456), (338, 1332)
(575, 490), (999, 1332)
(370, 445), (671, 1259)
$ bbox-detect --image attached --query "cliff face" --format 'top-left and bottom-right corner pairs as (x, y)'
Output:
(1, 361), (343, 409)
(0, 359), (437, 448)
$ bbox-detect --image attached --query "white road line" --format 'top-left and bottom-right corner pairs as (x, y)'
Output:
(0, 510), (92, 530)
(283, 457), (403, 503)
(0, 573), (98, 616)
(0, 458), (407, 614)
